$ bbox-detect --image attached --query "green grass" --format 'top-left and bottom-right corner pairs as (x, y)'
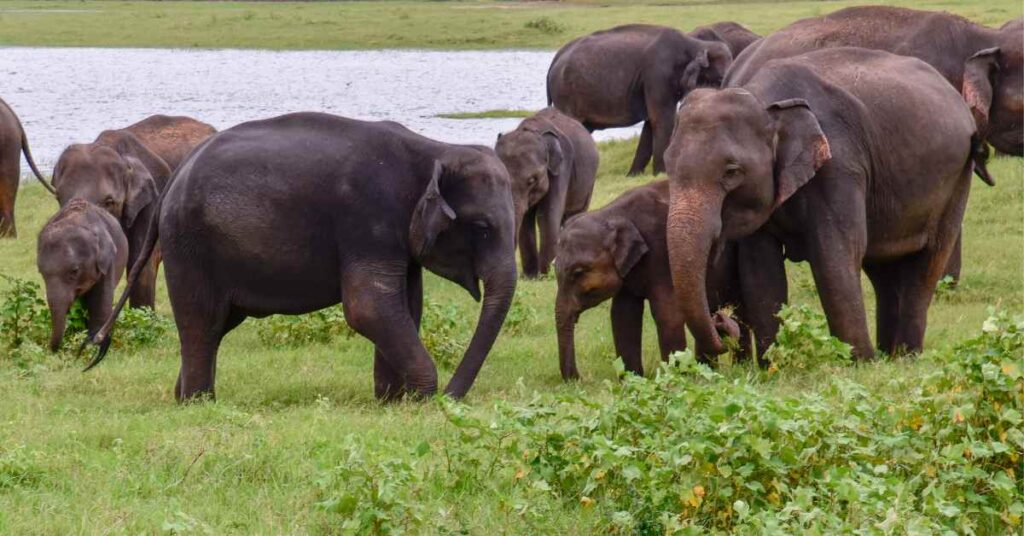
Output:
(0, 137), (1021, 533)
(437, 109), (537, 120)
(0, 0), (1019, 49)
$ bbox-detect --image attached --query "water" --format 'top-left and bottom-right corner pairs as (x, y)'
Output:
(1, 47), (641, 174)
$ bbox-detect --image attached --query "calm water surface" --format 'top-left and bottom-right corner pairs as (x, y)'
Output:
(2, 47), (641, 173)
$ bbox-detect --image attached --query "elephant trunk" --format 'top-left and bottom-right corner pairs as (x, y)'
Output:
(46, 288), (74, 352)
(445, 263), (517, 399)
(667, 188), (725, 358)
(555, 290), (580, 381)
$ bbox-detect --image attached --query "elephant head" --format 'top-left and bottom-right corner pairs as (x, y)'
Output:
(554, 214), (648, 380)
(665, 89), (830, 356)
(678, 40), (733, 99)
(495, 125), (571, 241)
(52, 131), (168, 229)
(409, 145), (518, 398)
(36, 201), (116, 351)
(963, 18), (1024, 156)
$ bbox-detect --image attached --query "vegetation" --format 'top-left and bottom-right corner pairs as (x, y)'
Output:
(437, 109), (536, 120)
(0, 0), (1018, 50)
(0, 137), (1020, 533)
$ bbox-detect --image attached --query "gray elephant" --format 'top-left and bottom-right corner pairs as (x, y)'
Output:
(37, 199), (128, 352)
(495, 107), (599, 278)
(547, 24), (732, 176)
(689, 21), (761, 57)
(726, 6), (1022, 283)
(52, 115), (216, 308)
(0, 97), (54, 237)
(85, 113), (516, 403)
(555, 180), (742, 380)
(665, 47), (988, 362)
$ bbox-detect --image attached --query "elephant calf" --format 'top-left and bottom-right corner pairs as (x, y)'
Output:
(37, 199), (128, 352)
(496, 107), (598, 278)
(554, 180), (742, 380)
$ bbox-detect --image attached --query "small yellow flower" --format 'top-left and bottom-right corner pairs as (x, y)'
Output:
(953, 410), (965, 424)
(693, 485), (706, 498)
(514, 468), (526, 480)
(580, 496), (594, 508)
(594, 470), (606, 481)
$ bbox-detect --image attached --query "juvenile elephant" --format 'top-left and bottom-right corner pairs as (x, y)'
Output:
(665, 48), (988, 362)
(37, 199), (127, 352)
(86, 113), (517, 403)
(52, 115), (216, 308)
(555, 180), (742, 380)
(0, 97), (54, 237)
(495, 107), (599, 278)
(547, 24), (732, 176)
(689, 21), (761, 57)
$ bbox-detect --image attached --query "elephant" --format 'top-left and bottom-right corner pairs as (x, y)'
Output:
(555, 180), (743, 380)
(689, 21), (761, 57)
(52, 115), (216, 308)
(0, 97), (55, 237)
(664, 47), (988, 362)
(495, 107), (599, 278)
(547, 24), (733, 176)
(727, 7), (1022, 156)
(37, 199), (127, 352)
(84, 113), (517, 403)
(725, 7), (1022, 283)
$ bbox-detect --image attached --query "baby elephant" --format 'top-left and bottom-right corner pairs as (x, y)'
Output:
(496, 107), (599, 278)
(37, 199), (128, 352)
(554, 180), (740, 380)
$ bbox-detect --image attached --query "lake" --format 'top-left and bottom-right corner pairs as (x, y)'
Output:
(1, 47), (641, 173)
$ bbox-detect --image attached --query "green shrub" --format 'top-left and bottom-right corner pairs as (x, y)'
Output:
(502, 288), (538, 336)
(110, 307), (173, 350)
(254, 305), (355, 348)
(763, 303), (852, 371)
(420, 299), (463, 370)
(524, 16), (566, 35)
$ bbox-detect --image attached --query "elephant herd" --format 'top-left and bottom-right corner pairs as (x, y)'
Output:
(0, 6), (1020, 402)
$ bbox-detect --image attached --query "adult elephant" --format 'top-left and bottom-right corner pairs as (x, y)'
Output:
(547, 24), (732, 176)
(689, 21), (761, 57)
(85, 113), (517, 403)
(727, 6), (1022, 284)
(0, 97), (54, 237)
(52, 115), (216, 308)
(665, 48), (987, 361)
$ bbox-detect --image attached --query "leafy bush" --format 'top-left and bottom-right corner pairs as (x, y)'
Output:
(763, 303), (852, 371)
(420, 299), (463, 370)
(502, 288), (538, 336)
(0, 275), (50, 355)
(110, 307), (173, 350)
(524, 16), (566, 35)
(254, 305), (355, 348)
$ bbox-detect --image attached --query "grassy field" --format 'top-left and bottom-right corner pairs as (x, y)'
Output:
(0, 0), (1018, 49)
(0, 137), (1021, 533)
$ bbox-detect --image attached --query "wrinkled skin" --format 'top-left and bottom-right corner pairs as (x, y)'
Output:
(0, 97), (52, 237)
(52, 115), (216, 308)
(555, 180), (745, 380)
(496, 107), (599, 278)
(667, 48), (983, 362)
(547, 24), (732, 176)
(37, 199), (127, 352)
(88, 113), (517, 403)
(689, 21), (761, 58)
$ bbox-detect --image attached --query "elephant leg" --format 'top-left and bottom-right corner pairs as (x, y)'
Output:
(519, 207), (539, 278)
(373, 265), (423, 401)
(343, 264), (438, 399)
(610, 292), (645, 376)
(627, 121), (654, 176)
(940, 229), (962, 284)
(650, 105), (677, 175)
(83, 275), (116, 338)
(806, 223), (873, 360)
(0, 159), (17, 238)
(737, 232), (788, 360)
(166, 271), (233, 402)
(648, 288), (686, 362)
(126, 219), (158, 308)
(864, 263), (900, 355)
(536, 189), (567, 276)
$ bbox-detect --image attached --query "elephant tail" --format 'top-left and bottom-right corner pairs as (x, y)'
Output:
(970, 134), (995, 187)
(80, 180), (165, 371)
(1, 98), (57, 195)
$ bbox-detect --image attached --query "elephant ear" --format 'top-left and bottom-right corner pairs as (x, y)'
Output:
(121, 156), (158, 229)
(768, 99), (831, 209)
(962, 47), (1000, 138)
(679, 49), (710, 95)
(606, 217), (649, 277)
(92, 226), (117, 278)
(542, 131), (567, 179)
(99, 130), (173, 189)
(409, 160), (456, 259)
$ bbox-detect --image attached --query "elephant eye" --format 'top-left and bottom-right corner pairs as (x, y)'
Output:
(103, 196), (116, 206)
(724, 163), (742, 177)
(571, 267), (586, 279)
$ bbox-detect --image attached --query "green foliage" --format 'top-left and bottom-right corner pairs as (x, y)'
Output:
(763, 304), (852, 371)
(254, 305), (355, 348)
(523, 16), (567, 35)
(436, 109), (536, 120)
(420, 299), (463, 370)
(0, 275), (50, 355)
(0, 446), (43, 491)
(502, 288), (538, 337)
(110, 307), (173, 351)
